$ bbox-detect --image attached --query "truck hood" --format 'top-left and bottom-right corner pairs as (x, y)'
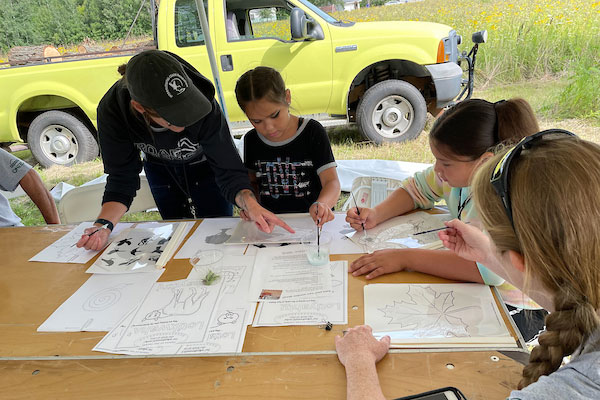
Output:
(335, 20), (454, 41)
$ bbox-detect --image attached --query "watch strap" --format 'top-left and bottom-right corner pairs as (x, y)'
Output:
(94, 218), (114, 232)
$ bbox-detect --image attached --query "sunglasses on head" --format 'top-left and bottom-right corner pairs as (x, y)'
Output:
(490, 129), (577, 229)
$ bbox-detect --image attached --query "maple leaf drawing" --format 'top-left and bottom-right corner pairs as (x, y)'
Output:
(378, 285), (481, 338)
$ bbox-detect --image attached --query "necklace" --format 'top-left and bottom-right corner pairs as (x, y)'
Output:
(457, 188), (472, 221)
(145, 121), (197, 219)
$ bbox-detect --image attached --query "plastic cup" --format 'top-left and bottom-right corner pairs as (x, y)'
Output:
(189, 249), (224, 285)
(302, 231), (332, 266)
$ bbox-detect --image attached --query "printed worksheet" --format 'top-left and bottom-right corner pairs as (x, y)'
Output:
(86, 222), (190, 274)
(29, 222), (132, 263)
(174, 218), (248, 259)
(226, 213), (317, 245)
(94, 304), (248, 355)
(37, 269), (164, 332)
(248, 244), (333, 302)
(93, 271), (251, 355)
(364, 283), (516, 348)
(348, 212), (448, 252)
(253, 261), (347, 326)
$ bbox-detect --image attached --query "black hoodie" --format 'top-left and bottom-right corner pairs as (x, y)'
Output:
(96, 52), (251, 209)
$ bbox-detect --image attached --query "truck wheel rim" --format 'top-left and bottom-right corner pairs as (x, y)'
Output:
(39, 125), (79, 165)
(370, 95), (414, 139)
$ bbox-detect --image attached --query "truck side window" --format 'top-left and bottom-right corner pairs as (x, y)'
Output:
(247, 7), (291, 41)
(175, 0), (207, 47)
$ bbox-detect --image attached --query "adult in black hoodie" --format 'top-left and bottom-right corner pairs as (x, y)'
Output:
(77, 50), (292, 250)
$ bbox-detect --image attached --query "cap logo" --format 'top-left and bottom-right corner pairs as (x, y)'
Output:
(164, 73), (188, 98)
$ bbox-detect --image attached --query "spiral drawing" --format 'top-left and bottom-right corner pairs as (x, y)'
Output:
(83, 286), (122, 311)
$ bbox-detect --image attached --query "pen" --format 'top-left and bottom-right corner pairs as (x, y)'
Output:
(412, 222), (470, 236)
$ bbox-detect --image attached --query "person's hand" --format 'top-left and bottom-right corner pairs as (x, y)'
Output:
(349, 249), (405, 279)
(310, 202), (334, 227)
(335, 325), (390, 367)
(346, 207), (378, 231)
(239, 209), (251, 221)
(245, 202), (294, 234)
(438, 219), (492, 264)
(76, 225), (111, 251)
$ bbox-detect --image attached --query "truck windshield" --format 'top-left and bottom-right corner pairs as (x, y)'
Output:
(297, 0), (338, 24)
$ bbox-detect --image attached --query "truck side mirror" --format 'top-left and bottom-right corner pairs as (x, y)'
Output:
(290, 8), (324, 41)
(290, 8), (308, 40)
(472, 30), (488, 44)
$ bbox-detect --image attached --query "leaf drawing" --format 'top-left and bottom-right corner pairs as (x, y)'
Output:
(378, 285), (480, 338)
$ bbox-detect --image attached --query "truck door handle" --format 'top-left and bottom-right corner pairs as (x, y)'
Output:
(220, 55), (233, 71)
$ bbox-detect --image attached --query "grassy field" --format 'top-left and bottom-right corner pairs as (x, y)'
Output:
(334, 0), (600, 83)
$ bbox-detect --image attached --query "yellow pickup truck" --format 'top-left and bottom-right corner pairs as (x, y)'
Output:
(0, 0), (484, 167)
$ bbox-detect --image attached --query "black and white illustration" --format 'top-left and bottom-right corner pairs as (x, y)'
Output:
(37, 270), (163, 332)
(364, 283), (515, 347)
(227, 213), (318, 245)
(87, 223), (181, 274)
(175, 218), (247, 259)
(349, 211), (448, 252)
(114, 279), (223, 350)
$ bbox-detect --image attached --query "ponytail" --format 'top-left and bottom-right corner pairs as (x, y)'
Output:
(495, 98), (539, 144)
(430, 98), (539, 160)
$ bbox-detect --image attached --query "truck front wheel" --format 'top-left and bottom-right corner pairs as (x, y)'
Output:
(356, 80), (427, 144)
(27, 111), (99, 168)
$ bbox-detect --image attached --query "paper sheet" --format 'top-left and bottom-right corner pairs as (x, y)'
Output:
(29, 222), (132, 263)
(248, 244), (333, 302)
(322, 213), (364, 255)
(253, 261), (347, 326)
(175, 218), (248, 259)
(226, 213), (318, 245)
(94, 304), (248, 355)
(364, 283), (516, 347)
(37, 269), (164, 332)
(86, 222), (190, 274)
(348, 211), (448, 252)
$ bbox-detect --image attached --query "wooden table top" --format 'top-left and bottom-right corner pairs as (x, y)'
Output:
(0, 223), (525, 399)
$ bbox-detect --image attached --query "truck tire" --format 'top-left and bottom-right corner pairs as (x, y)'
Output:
(356, 80), (427, 144)
(27, 110), (99, 168)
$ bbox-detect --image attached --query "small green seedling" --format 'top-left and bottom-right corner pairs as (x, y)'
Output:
(202, 270), (220, 285)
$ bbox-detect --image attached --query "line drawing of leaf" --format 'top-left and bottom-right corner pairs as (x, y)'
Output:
(378, 285), (481, 338)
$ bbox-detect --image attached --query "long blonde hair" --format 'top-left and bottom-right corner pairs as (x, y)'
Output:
(472, 136), (600, 389)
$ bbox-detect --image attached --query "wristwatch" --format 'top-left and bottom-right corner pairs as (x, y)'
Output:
(94, 218), (114, 232)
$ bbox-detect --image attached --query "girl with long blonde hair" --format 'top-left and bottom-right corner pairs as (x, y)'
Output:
(335, 131), (600, 398)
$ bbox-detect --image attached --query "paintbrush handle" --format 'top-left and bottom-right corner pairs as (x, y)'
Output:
(413, 222), (470, 236)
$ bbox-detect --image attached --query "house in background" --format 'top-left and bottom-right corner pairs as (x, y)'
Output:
(343, 0), (361, 11)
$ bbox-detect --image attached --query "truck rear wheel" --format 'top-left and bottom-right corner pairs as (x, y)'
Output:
(27, 110), (99, 168)
(356, 80), (427, 144)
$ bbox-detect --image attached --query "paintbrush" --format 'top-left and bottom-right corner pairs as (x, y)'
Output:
(350, 192), (367, 239)
(412, 222), (470, 236)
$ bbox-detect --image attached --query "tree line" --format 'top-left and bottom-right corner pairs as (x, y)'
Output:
(0, 0), (153, 52)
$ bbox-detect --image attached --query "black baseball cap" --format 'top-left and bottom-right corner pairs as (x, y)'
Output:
(126, 50), (212, 127)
